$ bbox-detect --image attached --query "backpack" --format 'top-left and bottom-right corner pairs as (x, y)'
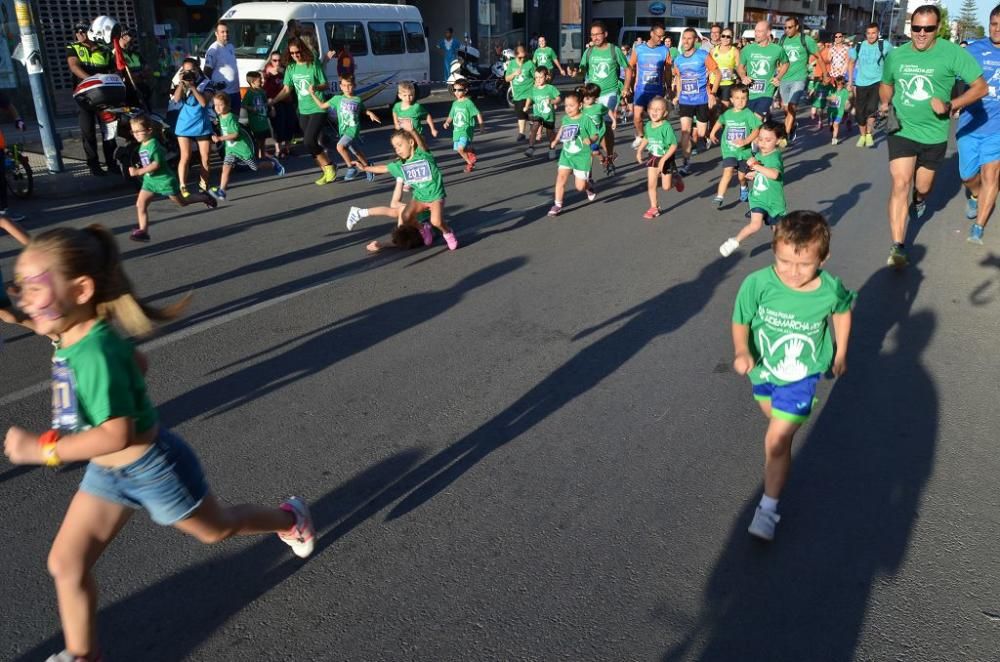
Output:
(854, 39), (886, 65)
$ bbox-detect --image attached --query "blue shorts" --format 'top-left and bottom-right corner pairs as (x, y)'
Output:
(634, 89), (662, 108)
(80, 427), (208, 525)
(957, 131), (1000, 180)
(453, 137), (470, 150)
(749, 207), (783, 226)
(748, 97), (772, 118)
(752, 374), (821, 423)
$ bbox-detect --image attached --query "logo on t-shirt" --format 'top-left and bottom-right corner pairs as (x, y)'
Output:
(139, 149), (152, 168)
(749, 58), (771, 77)
(758, 332), (816, 383)
(591, 60), (612, 79)
(898, 74), (933, 103)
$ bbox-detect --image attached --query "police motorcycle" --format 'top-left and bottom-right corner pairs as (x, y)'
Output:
(72, 16), (178, 188)
(485, 47), (516, 107)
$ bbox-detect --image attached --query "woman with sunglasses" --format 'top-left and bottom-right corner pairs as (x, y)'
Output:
(268, 38), (337, 185)
(712, 30), (741, 109)
(262, 51), (294, 159)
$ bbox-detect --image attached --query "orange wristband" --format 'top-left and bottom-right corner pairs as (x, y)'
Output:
(38, 429), (60, 446)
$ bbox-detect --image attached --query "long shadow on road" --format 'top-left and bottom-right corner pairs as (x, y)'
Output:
(663, 247), (937, 662)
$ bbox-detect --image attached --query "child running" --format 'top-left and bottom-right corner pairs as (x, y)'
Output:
(634, 96), (683, 219)
(708, 84), (761, 207)
(523, 67), (560, 160)
(128, 115), (216, 243)
(730, 210), (855, 541)
(353, 127), (458, 250)
(0, 215), (30, 327)
(826, 76), (850, 145)
(442, 80), (484, 172)
(580, 82), (617, 175)
(210, 93), (285, 201)
(2, 225), (315, 661)
(392, 81), (438, 139)
(719, 121), (786, 257)
(548, 90), (599, 217)
(243, 71), (272, 159)
(308, 74), (382, 181)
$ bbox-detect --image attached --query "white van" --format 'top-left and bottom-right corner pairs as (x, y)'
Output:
(200, 2), (430, 107)
(741, 28), (785, 42)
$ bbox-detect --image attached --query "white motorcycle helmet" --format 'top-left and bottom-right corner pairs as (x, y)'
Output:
(501, 48), (515, 61)
(88, 15), (121, 46)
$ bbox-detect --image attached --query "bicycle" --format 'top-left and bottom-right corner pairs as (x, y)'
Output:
(4, 141), (33, 199)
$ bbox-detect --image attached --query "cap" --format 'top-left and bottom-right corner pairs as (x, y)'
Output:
(74, 22), (90, 33)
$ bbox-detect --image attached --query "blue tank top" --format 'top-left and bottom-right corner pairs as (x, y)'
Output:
(675, 48), (710, 106)
(634, 42), (669, 95)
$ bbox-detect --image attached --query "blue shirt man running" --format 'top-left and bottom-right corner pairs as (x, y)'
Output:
(625, 24), (671, 143)
(672, 28), (719, 170)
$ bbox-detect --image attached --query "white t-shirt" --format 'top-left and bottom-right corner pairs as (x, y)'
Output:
(204, 41), (239, 94)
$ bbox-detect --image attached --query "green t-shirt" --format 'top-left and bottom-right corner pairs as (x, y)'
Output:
(718, 108), (762, 160)
(331, 94), (366, 138)
(669, 46), (681, 62)
(881, 38), (983, 145)
(51, 320), (158, 434)
(393, 102), (429, 134)
(220, 113), (254, 160)
(528, 84), (560, 123)
(533, 46), (558, 69)
(138, 138), (179, 193)
(582, 101), (608, 138)
(748, 149), (785, 217)
(506, 59), (537, 101)
(780, 34), (819, 82)
(556, 114), (598, 171)
(741, 42), (788, 99)
(642, 120), (677, 157)
(580, 44), (629, 94)
(399, 148), (445, 203)
(447, 97), (480, 140)
(243, 88), (270, 134)
(732, 266), (856, 386)
(283, 61), (327, 115)
(827, 87), (850, 119)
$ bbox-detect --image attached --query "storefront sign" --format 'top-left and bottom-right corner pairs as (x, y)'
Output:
(802, 15), (826, 29)
(672, 3), (708, 19)
(636, 1), (669, 18)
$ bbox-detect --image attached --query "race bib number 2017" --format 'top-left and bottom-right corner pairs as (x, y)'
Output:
(750, 79), (766, 93)
(559, 124), (580, 143)
(139, 150), (152, 168)
(726, 127), (747, 144)
(51, 357), (80, 431)
(401, 160), (432, 184)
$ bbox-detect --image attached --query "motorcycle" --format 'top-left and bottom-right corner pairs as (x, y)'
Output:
(484, 48), (515, 107)
(447, 35), (489, 96)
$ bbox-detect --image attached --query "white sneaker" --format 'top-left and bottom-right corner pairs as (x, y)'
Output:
(719, 237), (740, 257)
(586, 187), (597, 202)
(278, 496), (315, 558)
(748, 506), (780, 541)
(631, 136), (643, 149)
(346, 206), (363, 231)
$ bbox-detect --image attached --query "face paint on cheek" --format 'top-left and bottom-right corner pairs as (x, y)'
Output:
(19, 271), (65, 321)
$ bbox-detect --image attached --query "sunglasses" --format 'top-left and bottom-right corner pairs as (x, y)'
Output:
(453, 88), (467, 93)
(910, 24), (938, 33)
(289, 50), (301, 55)
(834, 34), (844, 38)
(722, 34), (733, 38)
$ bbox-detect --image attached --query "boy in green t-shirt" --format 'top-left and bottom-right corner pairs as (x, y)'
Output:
(392, 80), (438, 138)
(826, 76), (851, 145)
(730, 211), (856, 541)
(442, 81), (484, 172)
(523, 67), (561, 160)
(580, 82), (618, 175)
(210, 93), (285, 201)
(708, 85), (762, 207)
(243, 71), (272, 159)
(634, 96), (682, 219)
(547, 91), (599, 217)
(308, 74), (382, 181)
(719, 122), (786, 257)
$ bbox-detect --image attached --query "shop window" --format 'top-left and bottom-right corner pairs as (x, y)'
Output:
(368, 22), (405, 55)
(404, 21), (426, 53)
(327, 21), (368, 55)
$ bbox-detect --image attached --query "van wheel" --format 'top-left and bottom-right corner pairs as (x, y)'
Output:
(506, 87), (514, 108)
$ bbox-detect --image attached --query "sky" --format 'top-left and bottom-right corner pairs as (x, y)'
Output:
(942, 0), (991, 30)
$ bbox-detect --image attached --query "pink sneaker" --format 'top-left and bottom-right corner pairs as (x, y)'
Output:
(443, 232), (459, 250)
(419, 222), (434, 246)
(278, 496), (315, 558)
(642, 207), (660, 219)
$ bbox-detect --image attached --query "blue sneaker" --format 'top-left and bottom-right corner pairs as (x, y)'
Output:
(912, 198), (927, 220)
(966, 195), (978, 220)
(343, 167), (359, 181)
(968, 223), (985, 245)
(739, 186), (749, 202)
(210, 187), (226, 201)
(366, 170), (375, 183)
(271, 157), (285, 177)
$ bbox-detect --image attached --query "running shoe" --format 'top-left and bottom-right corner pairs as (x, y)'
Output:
(129, 228), (150, 243)
(631, 136), (643, 149)
(278, 496), (315, 559)
(856, 135), (866, 147)
(464, 162), (474, 173)
(443, 231), (459, 250)
(966, 195), (979, 220)
(748, 506), (780, 541)
(719, 237), (740, 257)
(691, 145), (699, 156)
(524, 146), (535, 157)
(739, 186), (749, 202)
(346, 206), (363, 231)
(968, 223), (985, 245)
(468, 152), (478, 166)
(179, 185), (190, 199)
(46, 650), (102, 662)
(419, 222), (434, 246)
(643, 207), (660, 219)
(0, 209), (25, 221)
(316, 169), (336, 186)
(912, 197), (927, 220)
(210, 188), (227, 201)
(271, 158), (286, 176)
(865, 133), (875, 148)
(366, 170), (376, 183)
(586, 187), (597, 202)
(678, 162), (691, 177)
(673, 175), (685, 193)
(548, 148), (557, 161)
(343, 167), (359, 181)
(886, 244), (908, 270)
(516, 133), (527, 142)
(712, 195), (724, 208)
(831, 138), (839, 146)
(547, 203), (562, 217)
(204, 194), (218, 209)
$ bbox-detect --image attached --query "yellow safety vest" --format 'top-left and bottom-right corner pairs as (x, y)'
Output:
(66, 42), (112, 77)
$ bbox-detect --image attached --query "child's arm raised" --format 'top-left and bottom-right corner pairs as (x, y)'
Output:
(732, 323), (754, 375)
(0, 217), (30, 245)
(831, 310), (851, 376)
(4, 416), (135, 465)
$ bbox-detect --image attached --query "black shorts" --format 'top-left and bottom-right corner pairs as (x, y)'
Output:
(513, 98), (529, 121)
(644, 154), (677, 173)
(854, 83), (880, 124)
(717, 85), (733, 102)
(887, 134), (948, 172)
(532, 117), (555, 131)
(720, 157), (750, 173)
(678, 103), (710, 123)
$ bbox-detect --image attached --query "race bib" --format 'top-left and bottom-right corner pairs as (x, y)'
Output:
(139, 150), (152, 168)
(750, 78), (766, 93)
(829, 96), (840, 107)
(681, 77), (698, 94)
(721, 68), (735, 81)
(401, 160), (432, 184)
(399, 117), (414, 130)
(640, 67), (660, 86)
(559, 124), (580, 143)
(341, 100), (358, 115)
(726, 127), (747, 145)
(51, 357), (80, 432)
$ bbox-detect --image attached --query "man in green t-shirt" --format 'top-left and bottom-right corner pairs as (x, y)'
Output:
(532, 35), (566, 76)
(778, 17), (820, 141)
(738, 21), (789, 120)
(573, 22), (629, 163)
(878, 4), (986, 270)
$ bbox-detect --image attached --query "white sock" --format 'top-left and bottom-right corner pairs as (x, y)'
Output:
(359, 208), (370, 218)
(554, 199), (562, 206)
(759, 495), (779, 512)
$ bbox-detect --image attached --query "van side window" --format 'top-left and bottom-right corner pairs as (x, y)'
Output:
(294, 21), (321, 56)
(368, 21), (405, 55)
(404, 22), (426, 53)
(327, 21), (368, 55)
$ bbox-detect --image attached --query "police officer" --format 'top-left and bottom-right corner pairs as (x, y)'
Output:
(119, 27), (151, 108)
(66, 21), (118, 176)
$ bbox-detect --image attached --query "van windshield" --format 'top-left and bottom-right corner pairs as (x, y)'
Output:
(195, 20), (284, 59)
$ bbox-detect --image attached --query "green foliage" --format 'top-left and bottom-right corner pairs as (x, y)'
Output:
(937, 7), (951, 41)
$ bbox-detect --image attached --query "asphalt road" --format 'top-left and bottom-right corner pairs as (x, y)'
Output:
(2, 98), (999, 662)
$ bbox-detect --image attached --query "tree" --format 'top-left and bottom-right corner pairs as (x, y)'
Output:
(937, 6), (951, 41)
(973, 24), (985, 39)
(956, 0), (980, 42)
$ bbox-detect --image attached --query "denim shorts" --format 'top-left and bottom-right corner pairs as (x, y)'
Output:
(80, 428), (208, 525)
(779, 79), (807, 106)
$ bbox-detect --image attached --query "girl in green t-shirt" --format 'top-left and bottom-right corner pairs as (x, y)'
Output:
(4, 225), (317, 661)
(126, 115), (217, 243)
(523, 67), (561, 159)
(826, 76), (851, 145)
(547, 91), (600, 217)
(634, 96), (683, 219)
(505, 45), (537, 142)
(210, 93), (285, 201)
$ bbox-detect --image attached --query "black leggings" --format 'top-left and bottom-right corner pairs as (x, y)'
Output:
(513, 98), (528, 121)
(298, 112), (326, 157)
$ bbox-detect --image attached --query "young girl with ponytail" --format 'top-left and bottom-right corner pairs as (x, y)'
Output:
(2, 226), (315, 662)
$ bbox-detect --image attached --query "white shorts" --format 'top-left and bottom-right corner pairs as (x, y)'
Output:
(558, 165), (590, 180)
(597, 91), (619, 112)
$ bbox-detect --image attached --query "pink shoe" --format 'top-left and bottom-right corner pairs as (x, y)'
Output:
(419, 222), (434, 246)
(443, 232), (459, 250)
(278, 496), (315, 558)
(643, 207), (660, 219)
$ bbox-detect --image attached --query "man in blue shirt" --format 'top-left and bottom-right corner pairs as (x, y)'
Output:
(850, 23), (892, 148)
(437, 28), (460, 82)
(958, 5), (1000, 244)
